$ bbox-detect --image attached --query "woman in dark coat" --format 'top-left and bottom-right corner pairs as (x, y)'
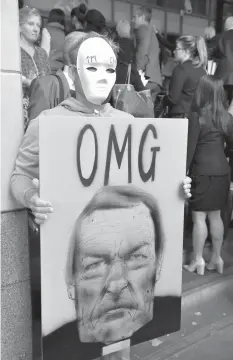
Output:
(184, 75), (233, 275)
(163, 35), (207, 117)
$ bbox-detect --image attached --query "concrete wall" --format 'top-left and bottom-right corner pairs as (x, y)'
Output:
(1, 1), (32, 359)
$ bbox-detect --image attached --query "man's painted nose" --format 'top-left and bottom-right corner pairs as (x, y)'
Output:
(106, 260), (128, 294)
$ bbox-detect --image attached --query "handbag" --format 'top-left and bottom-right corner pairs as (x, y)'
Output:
(112, 64), (154, 118)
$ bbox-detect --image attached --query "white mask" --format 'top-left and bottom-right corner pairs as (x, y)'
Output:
(76, 37), (117, 105)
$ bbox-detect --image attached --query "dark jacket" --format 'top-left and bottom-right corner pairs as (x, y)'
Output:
(215, 29), (233, 85)
(116, 37), (145, 92)
(164, 60), (206, 116)
(46, 22), (66, 73)
(43, 296), (180, 360)
(134, 24), (162, 86)
(187, 110), (233, 176)
(28, 70), (71, 121)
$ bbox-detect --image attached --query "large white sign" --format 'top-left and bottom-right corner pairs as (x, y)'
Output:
(39, 116), (188, 360)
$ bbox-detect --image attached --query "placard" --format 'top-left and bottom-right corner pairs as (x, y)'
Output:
(39, 116), (188, 360)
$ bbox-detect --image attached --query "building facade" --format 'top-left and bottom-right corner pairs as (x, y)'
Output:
(23, 0), (219, 36)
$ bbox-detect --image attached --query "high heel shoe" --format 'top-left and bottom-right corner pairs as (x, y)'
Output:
(183, 258), (205, 275)
(206, 258), (224, 274)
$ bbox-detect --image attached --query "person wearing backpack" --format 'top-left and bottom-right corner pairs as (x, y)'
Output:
(28, 31), (85, 121)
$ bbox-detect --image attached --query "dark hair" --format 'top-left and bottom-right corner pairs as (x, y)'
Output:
(48, 8), (65, 27)
(85, 9), (106, 34)
(66, 185), (164, 285)
(68, 31), (119, 66)
(177, 35), (207, 68)
(71, 3), (87, 26)
(136, 6), (152, 23)
(194, 75), (229, 131)
(18, 0), (24, 9)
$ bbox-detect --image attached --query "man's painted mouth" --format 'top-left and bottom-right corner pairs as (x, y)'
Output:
(104, 308), (131, 321)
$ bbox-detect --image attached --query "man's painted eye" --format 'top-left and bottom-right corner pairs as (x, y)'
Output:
(106, 68), (116, 73)
(129, 253), (147, 261)
(84, 261), (103, 272)
(86, 67), (97, 72)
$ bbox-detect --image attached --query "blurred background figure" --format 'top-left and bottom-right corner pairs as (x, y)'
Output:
(163, 35), (207, 118)
(84, 9), (106, 34)
(115, 19), (145, 92)
(204, 26), (218, 75)
(19, 6), (50, 130)
(18, 0), (24, 9)
(132, 6), (162, 102)
(41, 8), (66, 74)
(28, 31), (86, 121)
(215, 16), (233, 105)
(70, 3), (87, 31)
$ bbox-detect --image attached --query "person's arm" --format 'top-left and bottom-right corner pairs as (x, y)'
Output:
(134, 26), (149, 72)
(28, 77), (51, 120)
(186, 112), (200, 173)
(163, 64), (186, 107)
(229, 99), (233, 116)
(11, 118), (53, 223)
(225, 114), (233, 149)
(155, 30), (175, 53)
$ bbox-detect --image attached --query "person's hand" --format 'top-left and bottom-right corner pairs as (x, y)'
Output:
(183, 176), (192, 198)
(22, 76), (32, 88)
(152, 24), (159, 34)
(25, 178), (54, 225)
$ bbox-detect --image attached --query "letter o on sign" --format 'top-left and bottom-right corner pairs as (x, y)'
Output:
(77, 125), (98, 187)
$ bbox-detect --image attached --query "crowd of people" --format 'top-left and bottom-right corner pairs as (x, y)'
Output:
(15, 1), (233, 279)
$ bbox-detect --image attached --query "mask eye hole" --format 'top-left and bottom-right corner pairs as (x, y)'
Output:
(106, 68), (115, 74)
(86, 67), (97, 72)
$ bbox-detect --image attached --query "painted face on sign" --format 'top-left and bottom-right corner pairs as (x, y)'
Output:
(76, 37), (117, 105)
(74, 204), (156, 344)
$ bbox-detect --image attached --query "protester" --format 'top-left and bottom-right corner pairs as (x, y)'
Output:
(70, 3), (87, 31)
(133, 6), (162, 101)
(28, 31), (85, 121)
(84, 9), (106, 34)
(215, 16), (233, 104)
(19, 7), (50, 130)
(40, 8), (66, 74)
(184, 75), (233, 275)
(115, 19), (145, 91)
(163, 35), (207, 118)
(11, 32), (191, 226)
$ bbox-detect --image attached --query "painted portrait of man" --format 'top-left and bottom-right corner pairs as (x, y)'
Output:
(65, 185), (164, 345)
(43, 186), (181, 360)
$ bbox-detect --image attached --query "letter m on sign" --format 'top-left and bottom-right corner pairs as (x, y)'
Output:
(104, 125), (132, 186)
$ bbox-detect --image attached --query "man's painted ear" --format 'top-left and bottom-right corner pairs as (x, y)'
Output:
(68, 65), (76, 83)
(67, 284), (75, 300)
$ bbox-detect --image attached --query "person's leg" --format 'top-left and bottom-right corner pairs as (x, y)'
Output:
(207, 210), (224, 273)
(183, 211), (207, 275)
(192, 211), (208, 260)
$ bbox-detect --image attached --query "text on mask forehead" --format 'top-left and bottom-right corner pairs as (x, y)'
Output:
(85, 55), (116, 66)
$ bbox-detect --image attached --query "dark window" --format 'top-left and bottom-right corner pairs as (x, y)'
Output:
(156, 0), (207, 16)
